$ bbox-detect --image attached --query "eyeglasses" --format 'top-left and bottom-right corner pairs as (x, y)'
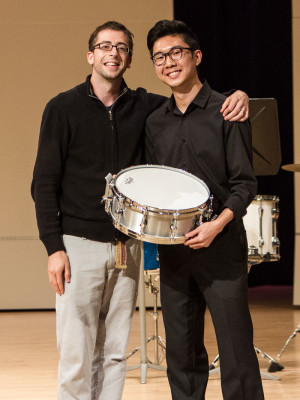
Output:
(93, 42), (131, 54)
(151, 47), (192, 66)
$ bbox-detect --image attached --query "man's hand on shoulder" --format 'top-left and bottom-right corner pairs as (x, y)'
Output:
(220, 90), (249, 122)
(48, 250), (70, 295)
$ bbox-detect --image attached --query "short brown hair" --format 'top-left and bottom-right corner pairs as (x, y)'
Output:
(88, 21), (134, 54)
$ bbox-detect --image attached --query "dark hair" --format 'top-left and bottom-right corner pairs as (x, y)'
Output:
(88, 21), (134, 53)
(147, 19), (200, 55)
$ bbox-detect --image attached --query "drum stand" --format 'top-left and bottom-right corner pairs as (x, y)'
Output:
(126, 251), (166, 383)
(268, 322), (300, 371)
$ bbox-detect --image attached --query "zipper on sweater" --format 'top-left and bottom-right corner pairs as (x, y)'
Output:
(89, 88), (127, 173)
(107, 88), (127, 173)
(108, 109), (116, 171)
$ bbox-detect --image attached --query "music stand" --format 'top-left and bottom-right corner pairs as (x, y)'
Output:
(249, 98), (281, 176)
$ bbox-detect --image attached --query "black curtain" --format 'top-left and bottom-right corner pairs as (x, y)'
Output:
(173, 0), (294, 285)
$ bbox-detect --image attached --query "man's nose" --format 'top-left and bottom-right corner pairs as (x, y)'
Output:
(109, 45), (119, 55)
(165, 54), (176, 66)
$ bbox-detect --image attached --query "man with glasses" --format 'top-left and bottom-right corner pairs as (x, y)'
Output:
(145, 20), (264, 400)
(31, 20), (250, 400)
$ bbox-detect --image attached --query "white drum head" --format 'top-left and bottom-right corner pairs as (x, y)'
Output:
(115, 165), (209, 210)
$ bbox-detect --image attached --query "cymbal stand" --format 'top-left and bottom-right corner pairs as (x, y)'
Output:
(126, 252), (166, 383)
(269, 321), (300, 370)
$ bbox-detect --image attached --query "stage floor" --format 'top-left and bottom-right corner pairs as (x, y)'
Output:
(0, 286), (299, 399)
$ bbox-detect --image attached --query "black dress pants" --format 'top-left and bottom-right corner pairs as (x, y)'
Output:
(158, 220), (264, 400)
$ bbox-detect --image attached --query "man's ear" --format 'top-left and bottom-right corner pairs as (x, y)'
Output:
(194, 49), (202, 66)
(87, 51), (94, 66)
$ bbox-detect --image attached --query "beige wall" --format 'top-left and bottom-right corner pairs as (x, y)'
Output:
(293, 0), (300, 305)
(0, 0), (173, 309)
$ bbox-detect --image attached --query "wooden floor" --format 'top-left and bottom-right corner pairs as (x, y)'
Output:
(0, 286), (299, 399)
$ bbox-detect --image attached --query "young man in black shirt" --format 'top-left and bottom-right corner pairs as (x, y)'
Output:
(145, 20), (265, 400)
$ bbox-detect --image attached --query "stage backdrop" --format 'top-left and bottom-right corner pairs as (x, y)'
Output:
(0, 0), (173, 310)
(174, 0), (296, 294)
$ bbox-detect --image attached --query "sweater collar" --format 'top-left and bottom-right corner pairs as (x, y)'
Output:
(86, 74), (128, 99)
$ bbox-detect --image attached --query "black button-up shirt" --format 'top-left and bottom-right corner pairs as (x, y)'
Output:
(145, 81), (257, 220)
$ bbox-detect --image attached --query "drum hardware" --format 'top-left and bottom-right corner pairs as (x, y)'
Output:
(248, 246), (263, 263)
(195, 195), (214, 226)
(102, 173), (114, 214)
(144, 269), (166, 365)
(140, 209), (148, 237)
(267, 321), (300, 373)
(126, 244), (166, 383)
(125, 269), (166, 366)
(115, 195), (125, 224)
(170, 211), (179, 241)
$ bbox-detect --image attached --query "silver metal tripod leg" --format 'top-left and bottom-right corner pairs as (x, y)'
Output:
(254, 346), (284, 373)
(126, 247), (166, 384)
(276, 322), (300, 359)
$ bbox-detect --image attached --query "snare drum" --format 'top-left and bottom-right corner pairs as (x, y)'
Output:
(103, 165), (212, 244)
(243, 195), (280, 263)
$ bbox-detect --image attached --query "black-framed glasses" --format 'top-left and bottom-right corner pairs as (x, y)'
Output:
(93, 42), (131, 54)
(151, 47), (192, 66)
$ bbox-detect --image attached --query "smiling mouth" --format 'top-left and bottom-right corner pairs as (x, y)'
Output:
(166, 70), (181, 77)
(104, 62), (120, 67)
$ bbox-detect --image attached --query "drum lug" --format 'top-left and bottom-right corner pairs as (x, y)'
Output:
(248, 245), (257, 255)
(272, 237), (280, 248)
(139, 208), (148, 236)
(116, 196), (125, 221)
(248, 245), (264, 264)
(272, 206), (280, 219)
(206, 195), (214, 219)
(169, 211), (179, 241)
(102, 173), (115, 214)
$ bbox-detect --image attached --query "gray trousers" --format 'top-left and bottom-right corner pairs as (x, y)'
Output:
(56, 235), (141, 400)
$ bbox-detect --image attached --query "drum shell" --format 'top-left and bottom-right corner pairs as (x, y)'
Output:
(243, 195), (280, 263)
(111, 195), (201, 244)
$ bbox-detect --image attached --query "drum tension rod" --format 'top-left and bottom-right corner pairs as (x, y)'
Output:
(169, 211), (179, 241)
(139, 208), (148, 236)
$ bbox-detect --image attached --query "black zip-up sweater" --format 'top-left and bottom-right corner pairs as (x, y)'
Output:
(31, 75), (165, 256)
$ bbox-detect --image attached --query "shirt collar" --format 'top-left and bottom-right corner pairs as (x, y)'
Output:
(164, 80), (212, 113)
